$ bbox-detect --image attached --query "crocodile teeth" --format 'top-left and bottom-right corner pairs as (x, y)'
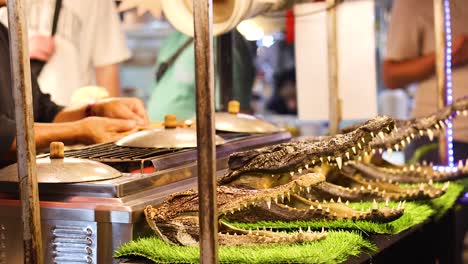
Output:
(361, 137), (366, 143)
(266, 199), (272, 209)
(458, 160), (464, 170)
(378, 131), (385, 140)
(367, 185), (372, 190)
(274, 197), (278, 204)
(326, 207), (330, 214)
(427, 129), (434, 141)
(397, 201), (402, 210)
(345, 200), (349, 206)
(410, 133), (415, 139)
(358, 156), (362, 162)
(385, 199), (389, 207)
(337, 197), (342, 203)
(401, 140), (406, 148)
(310, 205), (314, 210)
(402, 201), (406, 209)
(317, 204), (322, 210)
(374, 187), (379, 192)
(370, 132), (375, 138)
(372, 199), (378, 211)
(439, 120), (445, 128)
(336, 157), (343, 170)
(379, 148), (383, 154)
(330, 198), (335, 203)
(305, 164), (309, 169)
(312, 160), (316, 165)
(290, 171), (294, 176)
(320, 157), (324, 163)
(307, 226), (312, 233)
(298, 168), (303, 174)
(387, 148), (393, 155)
(428, 179), (433, 186)
(345, 152), (350, 160)
(435, 124), (440, 130)
(249, 229), (252, 235)
(464, 110), (468, 116)
(410, 165), (415, 171)
(371, 149), (376, 155)
(360, 186), (365, 192)
(394, 144), (400, 151)
(287, 192), (291, 201)
(352, 147), (357, 154)
(419, 130), (424, 136)
(299, 227), (303, 233)
(357, 142), (362, 149)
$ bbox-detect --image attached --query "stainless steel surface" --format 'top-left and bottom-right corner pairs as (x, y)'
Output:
(6, 0), (43, 262)
(0, 132), (291, 198)
(0, 132), (290, 263)
(327, 0), (341, 135)
(433, 0), (449, 165)
(193, 0), (219, 262)
(0, 157), (122, 183)
(214, 112), (282, 133)
(116, 127), (225, 148)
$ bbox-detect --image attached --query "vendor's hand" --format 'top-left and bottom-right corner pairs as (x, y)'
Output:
(29, 35), (55, 61)
(79, 116), (137, 144)
(91, 97), (148, 126)
(451, 35), (468, 67)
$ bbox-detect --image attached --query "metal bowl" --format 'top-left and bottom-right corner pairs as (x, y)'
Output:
(115, 127), (226, 148)
(214, 112), (282, 134)
(0, 157), (121, 183)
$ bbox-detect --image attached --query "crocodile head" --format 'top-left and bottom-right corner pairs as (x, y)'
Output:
(221, 115), (396, 186)
(145, 173), (403, 246)
(370, 97), (468, 152)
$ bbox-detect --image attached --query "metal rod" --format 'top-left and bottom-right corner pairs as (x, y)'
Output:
(433, 0), (449, 165)
(327, 0), (340, 135)
(192, 0), (218, 263)
(217, 32), (234, 112)
(6, 0), (43, 263)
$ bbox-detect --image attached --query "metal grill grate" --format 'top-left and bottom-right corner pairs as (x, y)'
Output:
(63, 143), (181, 161)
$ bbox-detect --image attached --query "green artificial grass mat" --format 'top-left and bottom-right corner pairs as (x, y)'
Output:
(229, 181), (464, 235)
(114, 231), (376, 264)
(115, 181), (466, 263)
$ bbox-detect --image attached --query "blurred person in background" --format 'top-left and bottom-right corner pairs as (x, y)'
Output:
(382, 0), (468, 163)
(0, 0), (131, 106)
(267, 68), (297, 115)
(0, 0), (147, 168)
(146, 30), (255, 121)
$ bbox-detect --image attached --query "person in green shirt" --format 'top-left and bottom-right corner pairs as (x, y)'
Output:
(147, 30), (255, 121)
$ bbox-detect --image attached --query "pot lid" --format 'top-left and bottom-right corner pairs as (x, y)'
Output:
(116, 115), (225, 148)
(0, 142), (121, 183)
(214, 101), (282, 133)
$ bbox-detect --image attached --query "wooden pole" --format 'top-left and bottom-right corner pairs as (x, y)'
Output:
(6, 0), (43, 263)
(327, 0), (341, 135)
(433, 0), (449, 165)
(192, 0), (218, 263)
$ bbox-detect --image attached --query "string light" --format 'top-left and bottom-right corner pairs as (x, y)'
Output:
(443, 0), (455, 167)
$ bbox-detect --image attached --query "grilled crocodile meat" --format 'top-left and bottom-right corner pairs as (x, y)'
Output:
(370, 97), (468, 153)
(221, 116), (396, 184)
(144, 173), (403, 246)
(351, 156), (468, 184)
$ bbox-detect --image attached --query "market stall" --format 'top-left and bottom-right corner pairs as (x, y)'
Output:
(1, 0), (467, 263)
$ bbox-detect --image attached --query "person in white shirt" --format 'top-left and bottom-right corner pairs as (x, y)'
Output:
(383, 0), (468, 163)
(0, 0), (131, 105)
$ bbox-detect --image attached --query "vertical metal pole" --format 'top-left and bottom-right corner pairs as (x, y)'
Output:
(433, 0), (449, 165)
(193, 0), (218, 263)
(6, 0), (43, 263)
(327, 0), (340, 135)
(217, 32), (234, 112)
